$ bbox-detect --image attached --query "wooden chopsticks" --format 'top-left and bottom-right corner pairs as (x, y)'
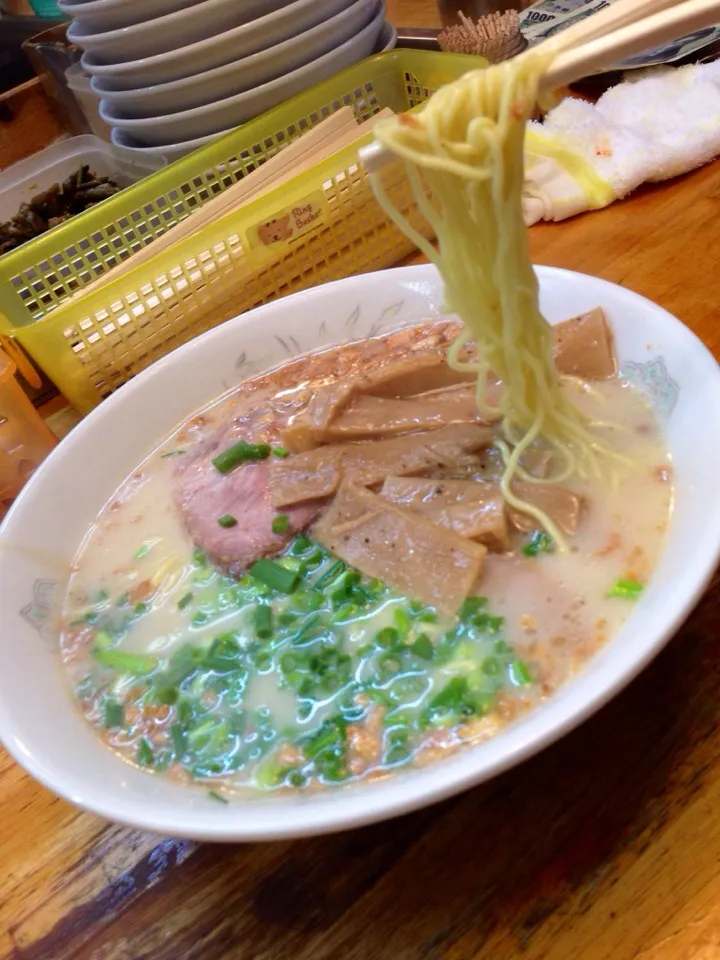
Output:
(360, 0), (720, 173)
(544, 0), (720, 90)
(65, 107), (393, 307)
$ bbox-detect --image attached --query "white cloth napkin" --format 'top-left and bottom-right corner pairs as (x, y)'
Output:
(522, 59), (720, 225)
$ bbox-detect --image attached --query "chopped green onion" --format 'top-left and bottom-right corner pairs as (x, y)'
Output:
(522, 531), (554, 557)
(273, 446), (290, 458)
(376, 627), (401, 650)
(103, 699), (124, 728)
(331, 603), (360, 624)
(212, 440), (271, 473)
(217, 514), (238, 528)
(161, 449), (185, 458)
(608, 577), (644, 600)
(177, 592), (194, 611)
(137, 738), (154, 766)
(289, 533), (311, 555)
(253, 604), (273, 640)
(509, 660), (533, 686)
(155, 686), (179, 706)
(459, 596), (487, 620)
(94, 629), (115, 650)
(411, 634), (434, 660)
(294, 611), (323, 644)
(430, 677), (469, 710)
(94, 648), (158, 674)
(271, 514), (290, 534)
(250, 558), (300, 594)
(482, 656), (501, 676)
(471, 612), (504, 634)
(314, 559), (345, 590)
(208, 789), (229, 804)
(393, 606), (412, 638)
(135, 541), (155, 560)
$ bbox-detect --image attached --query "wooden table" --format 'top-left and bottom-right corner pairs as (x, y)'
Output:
(3, 4), (720, 958)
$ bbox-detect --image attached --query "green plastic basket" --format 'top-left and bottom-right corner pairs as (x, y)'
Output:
(0, 49), (480, 413)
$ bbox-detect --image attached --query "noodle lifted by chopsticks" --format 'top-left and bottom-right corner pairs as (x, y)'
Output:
(369, 53), (623, 550)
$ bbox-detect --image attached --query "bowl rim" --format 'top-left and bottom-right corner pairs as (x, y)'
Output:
(98, 9), (387, 128)
(80, 0), (360, 75)
(90, 0), (381, 100)
(1, 262), (719, 841)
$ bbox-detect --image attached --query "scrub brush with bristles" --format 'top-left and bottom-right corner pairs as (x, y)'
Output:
(438, 10), (527, 64)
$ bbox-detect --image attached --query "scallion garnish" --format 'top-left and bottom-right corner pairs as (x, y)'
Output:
(208, 790), (229, 804)
(217, 514), (238, 528)
(94, 648), (158, 674)
(522, 531), (554, 557)
(509, 660), (533, 685)
(411, 634), (434, 660)
(314, 559), (345, 590)
(103, 699), (124, 728)
(271, 514), (290, 534)
(137, 738), (154, 766)
(249, 558), (300, 594)
(273, 446), (290, 458)
(253, 603), (273, 639)
(177, 592), (193, 610)
(608, 577), (644, 600)
(459, 596), (487, 620)
(212, 440), (271, 473)
(94, 629), (114, 650)
(161, 449), (185, 458)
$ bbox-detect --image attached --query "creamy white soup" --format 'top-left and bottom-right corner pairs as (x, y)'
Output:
(60, 315), (672, 798)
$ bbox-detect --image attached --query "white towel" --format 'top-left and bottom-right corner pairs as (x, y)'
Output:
(522, 60), (720, 225)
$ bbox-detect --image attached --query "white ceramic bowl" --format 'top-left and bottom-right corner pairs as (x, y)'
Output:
(100, 15), (394, 147)
(91, 0), (381, 119)
(1, 264), (719, 841)
(111, 126), (228, 160)
(58, 0), (203, 31)
(81, 0), (360, 88)
(67, 0), (297, 64)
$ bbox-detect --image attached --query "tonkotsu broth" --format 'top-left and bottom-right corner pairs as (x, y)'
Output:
(60, 321), (672, 796)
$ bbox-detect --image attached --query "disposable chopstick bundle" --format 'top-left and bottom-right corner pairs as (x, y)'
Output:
(68, 107), (378, 305)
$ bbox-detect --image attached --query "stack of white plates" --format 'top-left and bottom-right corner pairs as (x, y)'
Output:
(60, 0), (396, 160)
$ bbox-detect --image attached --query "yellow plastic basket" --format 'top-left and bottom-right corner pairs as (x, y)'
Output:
(0, 49), (479, 413)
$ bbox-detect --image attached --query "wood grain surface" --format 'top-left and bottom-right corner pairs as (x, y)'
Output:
(2, 3), (720, 958)
(0, 78), (66, 173)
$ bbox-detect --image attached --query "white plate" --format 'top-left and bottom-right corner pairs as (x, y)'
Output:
(99, 13), (392, 146)
(58, 0), (205, 31)
(110, 126), (226, 160)
(80, 0), (360, 88)
(67, 0), (297, 64)
(91, 0), (381, 119)
(1, 264), (719, 841)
